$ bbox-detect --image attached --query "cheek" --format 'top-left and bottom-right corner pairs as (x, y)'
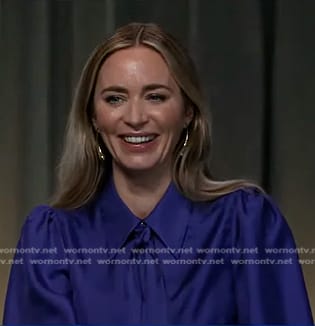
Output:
(160, 106), (186, 134)
(94, 109), (117, 134)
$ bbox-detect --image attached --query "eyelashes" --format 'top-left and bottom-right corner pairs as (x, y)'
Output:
(104, 95), (124, 105)
(145, 93), (167, 102)
(103, 93), (169, 106)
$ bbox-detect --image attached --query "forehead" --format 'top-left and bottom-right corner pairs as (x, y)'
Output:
(96, 46), (176, 87)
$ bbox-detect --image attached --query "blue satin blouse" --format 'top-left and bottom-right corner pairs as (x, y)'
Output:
(3, 177), (313, 324)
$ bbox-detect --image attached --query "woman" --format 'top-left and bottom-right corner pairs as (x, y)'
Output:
(3, 22), (313, 324)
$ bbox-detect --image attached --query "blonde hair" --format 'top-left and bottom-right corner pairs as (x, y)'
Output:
(51, 22), (261, 209)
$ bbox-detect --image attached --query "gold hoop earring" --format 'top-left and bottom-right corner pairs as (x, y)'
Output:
(180, 128), (189, 156)
(97, 145), (105, 161)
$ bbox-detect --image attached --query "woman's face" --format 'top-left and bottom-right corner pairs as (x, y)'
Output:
(93, 46), (192, 175)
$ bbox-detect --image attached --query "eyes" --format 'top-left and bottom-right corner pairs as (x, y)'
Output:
(104, 95), (123, 106)
(104, 93), (168, 106)
(147, 93), (167, 102)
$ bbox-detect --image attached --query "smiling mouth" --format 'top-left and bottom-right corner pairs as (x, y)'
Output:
(123, 135), (157, 144)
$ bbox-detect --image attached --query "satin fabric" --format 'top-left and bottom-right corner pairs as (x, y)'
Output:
(3, 177), (313, 324)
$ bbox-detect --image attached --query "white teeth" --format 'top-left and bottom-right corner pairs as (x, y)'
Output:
(124, 135), (155, 144)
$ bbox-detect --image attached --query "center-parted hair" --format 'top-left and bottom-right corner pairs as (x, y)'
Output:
(51, 22), (260, 209)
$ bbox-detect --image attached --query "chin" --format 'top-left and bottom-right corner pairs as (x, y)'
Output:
(115, 157), (164, 173)
(122, 163), (159, 173)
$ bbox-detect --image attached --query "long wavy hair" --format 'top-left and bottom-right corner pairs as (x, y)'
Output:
(51, 22), (261, 209)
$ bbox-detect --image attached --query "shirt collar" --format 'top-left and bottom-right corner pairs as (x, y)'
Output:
(96, 175), (192, 259)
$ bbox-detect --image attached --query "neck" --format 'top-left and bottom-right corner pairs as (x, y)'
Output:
(112, 164), (172, 219)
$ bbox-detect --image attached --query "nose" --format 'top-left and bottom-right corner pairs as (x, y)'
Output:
(123, 99), (149, 128)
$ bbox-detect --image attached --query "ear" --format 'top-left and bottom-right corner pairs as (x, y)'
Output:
(92, 117), (98, 132)
(184, 105), (194, 127)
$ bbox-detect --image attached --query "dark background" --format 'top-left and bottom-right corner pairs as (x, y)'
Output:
(1, 0), (314, 317)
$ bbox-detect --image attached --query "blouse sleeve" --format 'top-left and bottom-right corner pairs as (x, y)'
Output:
(232, 189), (313, 324)
(3, 206), (76, 325)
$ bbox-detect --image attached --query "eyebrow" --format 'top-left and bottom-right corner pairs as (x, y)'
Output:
(100, 83), (172, 95)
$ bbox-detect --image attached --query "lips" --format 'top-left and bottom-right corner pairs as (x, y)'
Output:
(123, 135), (156, 144)
(118, 133), (159, 153)
(119, 133), (158, 144)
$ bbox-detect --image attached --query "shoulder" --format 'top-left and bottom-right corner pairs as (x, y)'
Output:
(22, 205), (59, 230)
(19, 205), (85, 246)
(230, 187), (288, 229)
(25, 205), (57, 222)
(222, 187), (288, 225)
(18, 206), (62, 246)
(23, 204), (71, 229)
(199, 186), (279, 217)
(198, 187), (292, 239)
(24, 203), (89, 226)
(20, 203), (93, 243)
(220, 187), (295, 247)
(211, 186), (285, 220)
(17, 203), (92, 256)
